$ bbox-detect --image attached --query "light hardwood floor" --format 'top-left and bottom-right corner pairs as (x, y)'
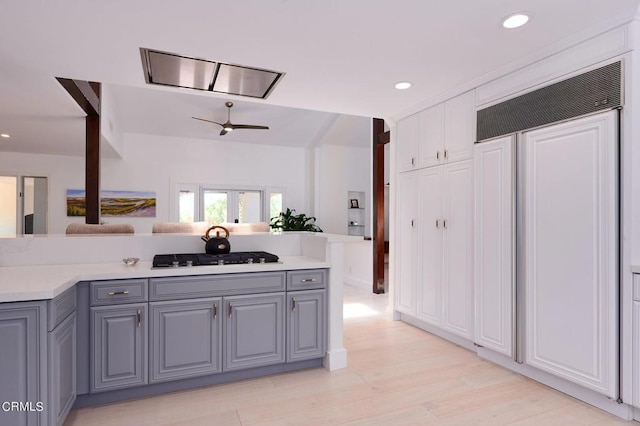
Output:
(65, 284), (634, 425)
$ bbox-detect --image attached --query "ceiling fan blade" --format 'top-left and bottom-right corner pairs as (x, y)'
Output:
(192, 117), (224, 127)
(219, 129), (229, 136)
(231, 124), (270, 130)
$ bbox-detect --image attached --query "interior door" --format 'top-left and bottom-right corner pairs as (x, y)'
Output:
(522, 111), (618, 398)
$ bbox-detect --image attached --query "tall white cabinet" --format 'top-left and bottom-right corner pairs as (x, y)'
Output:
(523, 112), (618, 399)
(395, 90), (475, 344)
(473, 136), (514, 357)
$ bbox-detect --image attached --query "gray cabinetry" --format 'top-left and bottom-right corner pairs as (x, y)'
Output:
(91, 303), (148, 392)
(287, 290), (326, 362)
(150, 298), (222, 383)
(48, 312), (76, 426)
(287, 269), (327, 291)
(0, 301), (46, 426)
(224, 293), (285, 371)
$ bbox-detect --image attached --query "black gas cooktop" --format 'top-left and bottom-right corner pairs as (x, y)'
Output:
(152, 251), (280, 268)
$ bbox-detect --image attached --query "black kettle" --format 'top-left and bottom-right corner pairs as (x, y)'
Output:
(201, 226), (231, 255)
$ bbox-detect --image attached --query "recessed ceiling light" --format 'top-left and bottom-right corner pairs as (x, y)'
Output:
(0, 134), (10, 138)
(502, 13), (529, 29)
(395, 81), (412, 90)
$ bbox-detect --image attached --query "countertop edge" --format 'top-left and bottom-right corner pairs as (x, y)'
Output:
(0, 256), (331, 303)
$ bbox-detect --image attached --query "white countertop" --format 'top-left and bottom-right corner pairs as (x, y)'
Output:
(0, 256), (330, 303)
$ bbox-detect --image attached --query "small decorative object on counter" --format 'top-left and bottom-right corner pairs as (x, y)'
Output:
(122, 257), (139, 266)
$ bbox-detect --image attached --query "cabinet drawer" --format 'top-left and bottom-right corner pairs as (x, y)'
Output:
(634, 274), (640, 301)
(287, 269), (327, 290)
(48, 286), (76, 331)
(150, 272), (286, 301)
(90, 279), (148, 306)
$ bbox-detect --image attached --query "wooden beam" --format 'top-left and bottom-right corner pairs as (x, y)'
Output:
(55, 78), (100, 115)
(372, 118), (387, 294)
(85, 114), (100, 224)
(377, 130), (390, 145)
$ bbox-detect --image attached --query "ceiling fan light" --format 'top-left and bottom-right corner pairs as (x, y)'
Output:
(224, 126), (233, 132)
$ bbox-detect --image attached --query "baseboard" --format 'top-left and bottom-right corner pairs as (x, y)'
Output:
(343, 275), (371, 291)
(399, 313), (477, 353)
(477, 347), (634, 420)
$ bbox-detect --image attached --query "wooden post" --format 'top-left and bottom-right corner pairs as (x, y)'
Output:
(372, 118), (389, 294)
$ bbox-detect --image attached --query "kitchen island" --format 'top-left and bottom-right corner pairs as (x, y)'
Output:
(0, 231), (358, 426)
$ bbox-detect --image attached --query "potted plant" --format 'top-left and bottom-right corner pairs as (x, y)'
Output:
(270, 208), (323, 232)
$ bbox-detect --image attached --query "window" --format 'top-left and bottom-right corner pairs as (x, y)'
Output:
(176, 184), (284, 225)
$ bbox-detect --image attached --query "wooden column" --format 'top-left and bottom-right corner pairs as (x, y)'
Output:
(56, 78), (101, 223)
(372, 118), (390, 294)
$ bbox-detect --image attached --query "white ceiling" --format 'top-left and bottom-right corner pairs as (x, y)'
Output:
(0, 0), (638, 157)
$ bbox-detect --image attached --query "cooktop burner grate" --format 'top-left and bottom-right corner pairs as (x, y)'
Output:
(152, 251), (279, 268)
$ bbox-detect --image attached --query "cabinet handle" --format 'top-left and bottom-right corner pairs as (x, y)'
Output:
(444, 149), (449, 159)
(301, 278), (316, 283)
(436, 151), (440, 160)
(228, 302), (232, 318)
(213, 303), (218, 320)
(411, 219), (415, 228)
(292, 297), (297, 312)
(411, 157), (415, 166)
(108, 290), (129, 296)
(443, 219), (448, 229)
(136, 309), (141, 328)
(435, 219), (440, 228)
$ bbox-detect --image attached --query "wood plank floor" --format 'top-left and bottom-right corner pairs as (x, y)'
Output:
(64, 284), (635, 425)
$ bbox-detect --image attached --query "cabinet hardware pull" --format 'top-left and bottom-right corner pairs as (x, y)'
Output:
(213, 303), (218, 320)
(436, 219), (440, 228)
(228, 302), (232, 318)
(443, 219), (448, 229)
(411, 219), (414, 228)
(136, 309), (141, 328)
(444, 149), (449, 159)
(108, 290), (129, 296)
(436, 151), (440, 160)
(292, 297), (297, 312)
(411, 157), (415, 166)
(301, 278), (316, 283)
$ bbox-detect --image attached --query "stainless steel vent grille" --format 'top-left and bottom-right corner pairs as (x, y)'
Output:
(476, 61), (622, 141)
(140, 48), (284, 99)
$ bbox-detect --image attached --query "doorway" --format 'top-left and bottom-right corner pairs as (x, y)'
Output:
(0, 175), (48, 235)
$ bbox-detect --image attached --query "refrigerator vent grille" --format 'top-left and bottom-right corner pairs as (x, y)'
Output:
(476, 61), (621, 141)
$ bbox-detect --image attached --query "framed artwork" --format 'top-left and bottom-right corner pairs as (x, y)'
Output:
(66, 189), (157, 217)
(350, 199), (359, 209)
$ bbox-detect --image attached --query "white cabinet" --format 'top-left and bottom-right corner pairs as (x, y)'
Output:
(523, 112), (618, 399)
(397, 113), (420, 172)
(402, 160), (474, 341)
(633, 274), (640, 409)
(397, 91), (475, 172)
(395, 171), (419, 315)
(473, 136), (514, 357)
(441, 160), (474, 339)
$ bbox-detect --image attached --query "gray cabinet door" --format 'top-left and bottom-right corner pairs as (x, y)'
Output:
(0, 301), (46, 426)
(224, 293), (285, 371)
(150, 298), (222, 383)
(48, 312), (76, 426)
(287, 290), (326, 362)
(91, 304), (147, 392)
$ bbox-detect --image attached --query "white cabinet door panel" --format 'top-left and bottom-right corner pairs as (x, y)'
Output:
(524, 111), (618, 398)
(419, 104), (445, 169)
(634, 299), (640, 409)
(396, 172), (419, 315)
(445, 91), (476, 164)
(474, 136), (514, 357)
(397, 114), (420, 172)
(442, 160), (474, 339)
(417, 167), (443, 325)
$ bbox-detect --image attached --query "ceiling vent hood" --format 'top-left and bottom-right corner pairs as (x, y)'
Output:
(140, 48), (284, 99)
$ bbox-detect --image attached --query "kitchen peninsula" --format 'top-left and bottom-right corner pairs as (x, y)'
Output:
(0, 231), (358, 426)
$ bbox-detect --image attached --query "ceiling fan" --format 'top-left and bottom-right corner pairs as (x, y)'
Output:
(192, 101), (269, 136)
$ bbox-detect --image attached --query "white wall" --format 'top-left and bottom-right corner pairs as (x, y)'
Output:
(0, 134), (311, 234)
(315, 144), (371, 235)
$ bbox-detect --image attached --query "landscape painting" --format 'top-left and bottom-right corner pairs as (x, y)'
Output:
(66, 190), (157, 217)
